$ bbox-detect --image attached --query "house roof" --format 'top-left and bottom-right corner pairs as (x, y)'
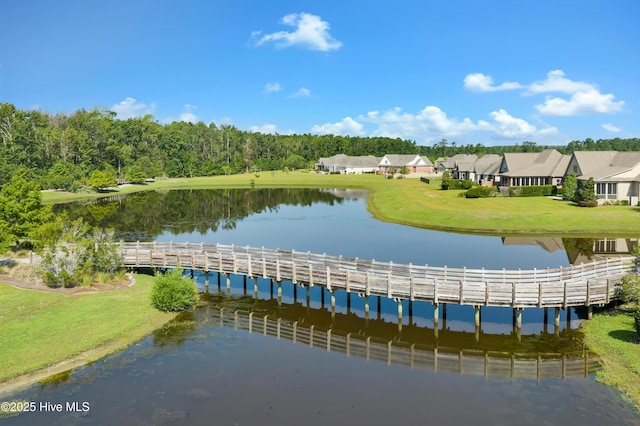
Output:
(473, 154), (502, 175)
(501, 149), (570, 177)
(380, 154), (433, 167)
(573, 151), (640, 181)
(317, 154), (379, 168)
(439, 154), (478, 169)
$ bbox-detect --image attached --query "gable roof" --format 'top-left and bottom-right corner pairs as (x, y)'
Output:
(501, 149), (570, 177)
(439, 154), (478, 169)
(473, 154), (502, 175)
(380, 154), (433, 167)
(317, 154), (379, 168)
(572, 151), (640, 181)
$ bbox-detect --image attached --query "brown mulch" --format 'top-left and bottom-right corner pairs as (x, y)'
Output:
(0, 263), (134, 294)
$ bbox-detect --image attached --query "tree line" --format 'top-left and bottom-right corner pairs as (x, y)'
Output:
(1, 102), (638, 189)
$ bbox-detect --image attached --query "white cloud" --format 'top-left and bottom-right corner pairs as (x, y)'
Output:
(249, 124), (279, 134)
(463, 73), (522, 92)
(164, 104), (199, 124)
(602, 123), (622, 133)
(290, 87), (312, 98)
(535, 89), (624, 116)
(263, 82), (282, 95)
(359, 106), (488, 142)
(311, 117), (365, 136)
(179, 104), (198, 123)
(527, 70), (593, 94)
(489, 109), (554, 139)
(466, 69), (625, 117)
(249, 124), (295, 135)
(251, 12), (342, 51)
(355, 106), (556, 143)
(111, 97), (155, 119)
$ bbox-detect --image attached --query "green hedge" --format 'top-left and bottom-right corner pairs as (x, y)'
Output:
(509, 185), (558, 197)
(465, 186), (493, 198)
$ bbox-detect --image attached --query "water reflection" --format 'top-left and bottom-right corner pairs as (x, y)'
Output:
(55, 189), (639, 269)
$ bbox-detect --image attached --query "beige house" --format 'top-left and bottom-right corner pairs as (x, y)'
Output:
(316, 154), (379, 174)
(499, 149), (570, 186)
(436, 154), (477, 176)
(566, 151), (640, 205)
(378, 154), (434, 174)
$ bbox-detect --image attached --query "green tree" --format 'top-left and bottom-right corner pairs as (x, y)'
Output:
(562, 173), (577, 200)
(575, 177), (598, 207)
(88, 169), (117, 191)
(0, 173), (53, 248)
(441, 170), (452, 190)
(125, 164), (146, 183)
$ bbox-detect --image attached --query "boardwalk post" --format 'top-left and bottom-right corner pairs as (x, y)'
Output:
(554, 307), (561, 337)
(254, 277), (259, 299)
(433, 303), (439, 326)
(474, 305), (481, 328)
(277, 281), (282, 306)
(226, 274), (231, 291)
(326, 267), (332, 291)
(204, 271), (209, 293)
(364, 295), (370, 319)
(330, 291), (336, 317)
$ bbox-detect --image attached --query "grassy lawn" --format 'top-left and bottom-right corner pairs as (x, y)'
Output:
(0, 275), (174, 384)
(42, 171), (640, 235)
(582, 307), (640, 409)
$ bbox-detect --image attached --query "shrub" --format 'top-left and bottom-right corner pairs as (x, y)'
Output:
(465, 186), (492, 198)
(151, 269), (198, 312)
(634, 307), (640, 340)
(578, 200), (599, 207)
(617, 274), (640, 303)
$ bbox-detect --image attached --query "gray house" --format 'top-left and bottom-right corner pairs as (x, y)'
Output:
(565, 151), (640, 205)
(499, 149), (570, 186)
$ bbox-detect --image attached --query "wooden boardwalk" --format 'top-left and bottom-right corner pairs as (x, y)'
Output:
(121, 241), (636, 309)
(213, 307), (601, 380)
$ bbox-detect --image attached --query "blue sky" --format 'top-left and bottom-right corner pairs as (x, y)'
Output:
(1, 0), (638, 146)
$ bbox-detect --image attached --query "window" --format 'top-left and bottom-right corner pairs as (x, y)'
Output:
(607, 183), (617, 199)
(596, 182), (607, 199)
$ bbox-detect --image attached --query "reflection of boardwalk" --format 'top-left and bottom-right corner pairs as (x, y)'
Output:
(122, 242), (635, 310)
(213, 308), (601, 380)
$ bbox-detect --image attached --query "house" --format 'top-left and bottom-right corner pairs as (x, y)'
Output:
(565, 151), (640, 205)
(498, 149), (570, 187)
(436, 154), (477, 176)
(472, 154), (503, 186)
(378, 154), (434, 175)
(316, 154), (379, 174)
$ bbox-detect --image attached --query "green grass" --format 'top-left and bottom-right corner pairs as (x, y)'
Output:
(43, 171), (640, 235)
(582, 307), (640, 410)
(0, 275), (174, 383)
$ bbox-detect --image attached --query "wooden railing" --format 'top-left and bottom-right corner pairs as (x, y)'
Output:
(214, 308), (601, 380)
(120, 241), (636, 309)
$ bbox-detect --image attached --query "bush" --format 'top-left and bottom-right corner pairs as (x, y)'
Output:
(465, 186), (492, 198)
(634, 307), (640, 340)
(577, 200), (599, 207)
(151, 269), (198, 312)
(617, 274), (640, 303)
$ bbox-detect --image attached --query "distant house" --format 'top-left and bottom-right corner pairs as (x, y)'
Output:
(436, 154), (478, 177)
(499, 149), (570, 186)
(316, 154), (379, 174)
(378, 154), (434, 175)
(472, 154), (503, 186)
(565, 151), (640, 205)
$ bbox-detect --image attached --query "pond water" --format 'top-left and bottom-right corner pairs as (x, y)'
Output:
(3, 188), (639, 425)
